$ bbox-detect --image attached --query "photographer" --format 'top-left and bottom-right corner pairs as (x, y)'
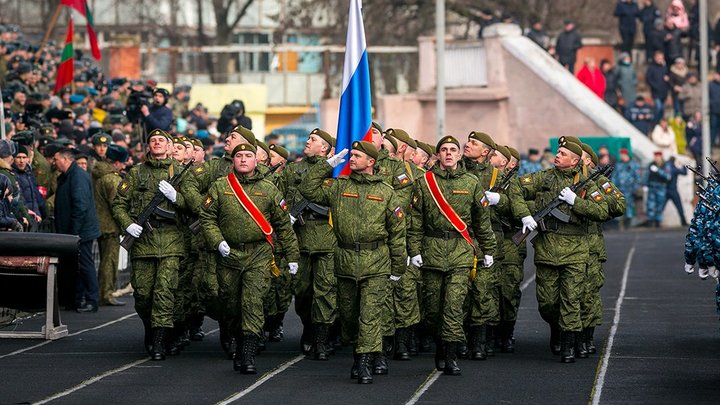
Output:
(140, 88), (173, 132)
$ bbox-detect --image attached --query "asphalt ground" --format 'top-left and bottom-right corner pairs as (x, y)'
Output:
(1, 229), (718, 405)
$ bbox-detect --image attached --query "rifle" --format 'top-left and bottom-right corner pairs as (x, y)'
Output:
(512, 164), (613, 246)
(696, 191), (719, 212)
(120, 159), (195, 251)
(489, 166), (518, 193)
(707, 157), (720, 175)
(268, 161), (283, 173)
(289, 199), (329, 227)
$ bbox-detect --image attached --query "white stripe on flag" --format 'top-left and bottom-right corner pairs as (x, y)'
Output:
(341, 0), (367, 93)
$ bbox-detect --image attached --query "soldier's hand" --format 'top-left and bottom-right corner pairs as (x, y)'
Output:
(521, 215), (537, 233)
(289, 214), (297, 225)
(483, 255), (494, 268)
(650, 164), (658, 173)
(684, 263), (694, 274)
(709, 266), (719, 279)
(410, 255), (423, 267)
(126, 223), (143, 238)
(484, 191), (500, 206)
(158, 180), (177, 203)
(326, 148), (349, 168)
(288, 262), (298, 275)
(218, 241), (231, 257)
(558, 187), (576, 205)
(698, 267), (709, 280)
(389, 275), (401, 282)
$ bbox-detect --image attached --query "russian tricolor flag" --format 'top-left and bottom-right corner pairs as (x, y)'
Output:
(333, 0), (372, 177)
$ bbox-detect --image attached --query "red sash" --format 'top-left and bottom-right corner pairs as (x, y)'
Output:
(226, 172), (274, 248)
(424, 171), (478, 279)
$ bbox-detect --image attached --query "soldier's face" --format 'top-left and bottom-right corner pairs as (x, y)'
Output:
(371, 128), (383, 150)
(439, 144), (461, 169)
(224, 132), (244, 154)
(93, 143), (108, 157)
(256, 148), (269, 165)
(489, 152), (507, 168)
(193, 146), (205, 162)
(382, 138), (396, 154)
(507, 157), (518, 171)
(304, 134), (327, 157)
(269, 150), (286, 169)
(463, 138), (483, 159)
(149, 135), (169, 158)
(173, 144), (186, 161)
(403, 146), (416, 162)
(349, 150), (373, 172)
(412, 149), (429, 167)
(554, 147), (579, 170)
(234, 151), (257, 174)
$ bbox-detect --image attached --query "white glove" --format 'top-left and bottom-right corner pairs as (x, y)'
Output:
(484, 191), (500, 206)
(709, 266), (719, 279)
(699, 267), (709, 280)
(389, 275), (401, 282)
(410, 255), (423, 267)
(650, 164), (658, 173)
(642, 186), (649, 194)
(558, 187), (576, 205)
(218, 241), (230, 257)
(290, 214), (297, 225)
(126, 223), (143, 238)
(288, 262), (299, 275)
(483, 255), (494, 268)
(158, 180), (177, 203)
(684, 263), (694, 274)
(326, 148), (349, 168)
(521, 215), (537, 233)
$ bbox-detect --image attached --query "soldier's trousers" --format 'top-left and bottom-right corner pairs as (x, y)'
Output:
(98, 233), (119, 303)
(646, 184), (667, 222)
(131, 256), (180, 328)
(535, 262), (585, 332)
(337, 275), (387, 354)
(467, 262), (501, 327)
(422, 268), (469, 343)
(580, 253), (605, 328)
(217, 254), (272, 338)
(381, 264), (421, 336)
(263, 254), (292, 317)
(499, 261), (524, 322)
(174, 254), (196, 323)
(293, 251), (336, 327)
(195, 251), (223, 320)
(619, 186), (635, 219)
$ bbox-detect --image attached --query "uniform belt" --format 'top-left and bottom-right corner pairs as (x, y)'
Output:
(338, 240), (385, 252)
(542, 218), (587, 235)
(424, 229), (472, 239)
(588, 222), (601, 235)
(230, 240), (266, 250)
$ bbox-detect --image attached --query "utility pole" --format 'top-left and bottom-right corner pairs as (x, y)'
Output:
(699, 0), (710, 178)
(435, 0), (445, 142)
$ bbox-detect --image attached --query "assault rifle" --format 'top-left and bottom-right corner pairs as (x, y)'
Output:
(686, 165), (716, 184)
(290, 199), (329, 227)
(511, 164), (613, 246)
(489, 166), (518, 193)
(120, 159), (195, 250)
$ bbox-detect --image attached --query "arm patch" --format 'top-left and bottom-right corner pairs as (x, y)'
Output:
(117, 180), (130, 196)
(202, 195), (215, 209)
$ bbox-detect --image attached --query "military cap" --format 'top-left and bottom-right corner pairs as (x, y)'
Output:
(12, 130), (36, 146)
(69, 94), (85, 104)
(352, 140), (378, 160)
(147, 128), (172, 141)
(268, 143), (289, 160)
(91, 133), (111, 146)
(385, 128), (416, 148)
(309, 128), (335, 147)
(494, 144), (512, 161)
(15, 145), (29, 156)
(15, 62), (32, 75)
(231, 125), (257, 146)
(55, 138), (74, 147)
(580, 143), (598, 166)
(383, 133), (398, 150)
(190, 138), (203, 149)
(256, 140), (271, 157)
(564, 135), (582, 145)
(416, 140), (435, 157)
(371, 121), (383, 133)
(231, 143), (257, 155)
(468, 131), (496, 149)
(557, 136), (583, 158)
(619, 148), (629, 155)
(507, 146), (520, 162)
(436, 135), (461, 153)
(106, 144), (129, 163)
(44, 142), (64, 158)
(528, 148), (540, 155)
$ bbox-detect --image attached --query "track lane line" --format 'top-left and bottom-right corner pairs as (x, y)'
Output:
(216, 354), (306, 404)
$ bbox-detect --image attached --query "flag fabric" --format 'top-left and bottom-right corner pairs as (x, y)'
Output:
(61, 0), (101, 60)
(333, 0), (372, 177)
(53, 18), (74, 95)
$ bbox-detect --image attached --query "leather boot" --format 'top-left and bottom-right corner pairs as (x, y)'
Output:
(300, 326), (314, 355)
(372, 348), (389, 375)
(575, 330), (588, 359)
(469, 325), (488, 360)
(268, 314), (284, 342)
(584, 327), (596, 354)
(189, 314), (205, 341)
(357, 353), (373, 384)
(434, 339), (446, 371)
(443, 342), (461, 376)
(394, 327), (411, 361)
(313, 323), (330, 361)
(550, 324), (562, 355)
(350, 349), (359, 379)
(257, 333), (267, 353)
(456, 341), (469, 359)
(408, 325), (419, 356)
(485, 325), (495, 356)
(500, 321), (516, 353)
(142, 319), (153, 356)
(167, 326), (182, 356)
(219, 320), (236, 360)
(150, 328), (166, 361)
(383, 335), (394, 357)
(560, 331), (576, 363)
(233, 334), (244, 372)
(239, 333), (258, 374)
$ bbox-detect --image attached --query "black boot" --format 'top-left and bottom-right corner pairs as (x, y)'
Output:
(408, 326), (419, 356)
(485, 325), (495, 357)
(394, 328), (411, 361)
(500, 321), (515, 353)
(584, 327), (596, 354)
(575, 333), (588, 359)
(167, 325), (182, 356)
(257, 333), (267, 353)
(357, 353), (373, 384)
(434, 339), (446, 371)
(142, 319), (153, 356)
(189, 314), (205, 341)
(150, 328), (166, 361)
(233, 334), (244, 372)
(373, 345), (389, 375)
(350, 350), (359, 379)
(268, 314), (284, 342)
(239, 333), (258, 374)
(219, 320), (237, 360)
(469, 326), (488, 360)
(456, 341), (469, 359)
(313, 323), (330, 361)
(383, 335), (394, 357)
(560, 331), (576, 363)
(420, 333), (433, 352)
(443, 342), (461, 376)
(550, 324), (561, 355)
(300, 326), (314, 355)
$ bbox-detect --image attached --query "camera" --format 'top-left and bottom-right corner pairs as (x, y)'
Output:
(125, 89), (152, 123)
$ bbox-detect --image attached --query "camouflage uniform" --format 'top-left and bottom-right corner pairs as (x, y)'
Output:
(92, 160), (122, 304)
(32, 148), (52, 191)
(644, 160), (672, 225)
(613, 159), (641, 221)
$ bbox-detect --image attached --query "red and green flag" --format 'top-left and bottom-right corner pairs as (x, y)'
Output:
(61, 0), (100, 60)
(53, 18), (74, 95)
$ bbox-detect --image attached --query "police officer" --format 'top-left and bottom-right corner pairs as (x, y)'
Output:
(299, 141), (406, 384)
(613, 148), (641, 229)
(644, 151), (672, 227)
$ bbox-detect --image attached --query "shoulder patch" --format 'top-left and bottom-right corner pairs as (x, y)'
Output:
(614, 190), (623, 199)
(203, 195), (215, 209)
(394, 206), (405, 220)
(341, 192), (359, 199)
(194, 165), (206, 174)
(590, 191), (603, 202)
(520, 175), (533, 184)
(452, 189), (469, 195)
(117, 180), (130, 195)
(366, 195), (384, 202)
(253, 191), (267, 197)
(279, 199), (288, 211)
(601, 181), (614, 194)
(480, 194), (490, 208)
(322, 178), (334, 187)
(397, 173), (410, 185)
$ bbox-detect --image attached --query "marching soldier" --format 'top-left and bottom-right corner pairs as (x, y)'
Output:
(408, 136), (497, 376)
(299, 141), (406, 384)
(201, 143), (299, 374)
(412, 140), (434, 171)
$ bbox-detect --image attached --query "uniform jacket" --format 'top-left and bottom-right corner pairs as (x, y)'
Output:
(92, 160), (122, 235)
(55, 161), (101, 241)
(143, 104), (173, 132)
(12, 163), (45, 217)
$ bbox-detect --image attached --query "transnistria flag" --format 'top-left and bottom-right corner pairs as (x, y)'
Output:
(52, 18), (74, 95)
(333, 0), (372, 177)
(61, 0), (101, 60)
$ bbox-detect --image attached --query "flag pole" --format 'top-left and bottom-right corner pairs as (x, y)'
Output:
(0, 84), (6, 140)
(38, 1), (64, 57)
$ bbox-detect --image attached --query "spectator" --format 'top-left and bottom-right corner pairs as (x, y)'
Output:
(555, 19), (583, 74)
(710, 71), (720, 145)
(0, 139), (29, 228)
(0, 175), (22, 232)
(646, 51), (670, 126)
(638, 0), (662, 62)
(687, 0), (701, 65)
(614, 0), (639, 54)
(663, 21), (683, 64)
(518, 148), (544, 176)
(526, 19), (549, 50)
(665, 0), (689, 33)
(11, 145), (44, 224)
(662, 156), (688, 226)
(141, 88), (173, 132)
(669, 115), (687, 155)
(668, 58), (688, 116)
(625, 96), (654, 135)
(679, 72), (701, 119)
(53, 147), (101, 313)
(613, 148), (642, 229)
(598, 145), (617, 166)
(685, 111), (703, 162)
(577, 57), (606, 99)
(714, 17), (720, 72)
(643, 151), (672, 227)
(600, 59), (620, 110)
(650, 117), (678, 158)
(616, 52), (638, 111)
(647, 18), (667, 63)
(477, 9), (499, 38)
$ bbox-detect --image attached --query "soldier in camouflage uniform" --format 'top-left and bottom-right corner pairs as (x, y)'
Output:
(277, 128), (337, 359)
(644, 151), (672, 227)
(201, 143), (299, 374)
(408, 136), (497, 376)
(613, 148), (641, 229)
(112, 129), (189, 361)
(517, 137), (609, 363)
(299, 141), (406, 384)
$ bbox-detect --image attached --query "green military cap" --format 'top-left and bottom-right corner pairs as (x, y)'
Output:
(231, 143), (257, 155)
(147, 128), (172, 141)
(468, 131), (496, 149)
(494, 144), (512, 161)
(580, 143), (598, 166)
(385, 128), (416, 148)
(564, 135), (582, 145)
(436, 135), (460, 153)
(190, 138), (203, 149)
(12, 130), (36, 146)
(507, 145), (520, 161)
(310, 128), (335, 147)
(172, 137), (183, 144)
(268, 143), (289, 160)
(557, 136), (583, 158)
(39, 125), (55, 137)
(383, 133), (398, 150)
(256, 140), (271, 157)
(416, 140), (435, 157)
(371, 121), (383, 133)
(91, 133), (111, 146)
(352, 140), (378, 160)
(55, 138), (73, 147)
(231, 125), (257, 146)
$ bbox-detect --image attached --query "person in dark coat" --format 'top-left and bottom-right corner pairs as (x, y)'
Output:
(526, 20), (549, 50)
(646, 51), (670, 126)
(661, 156), (688, 226)
(714, 17), (720, 72)
(141, 88), (173, 132)
(638, 0), (662, 62)
(663, 21), (683, 64)
(12, 145), (45, 223)
(600, 59), (620, 111)
(710, 71), (720, 145)
(53, 148), (101, 313)
(555, 20), (583, 74)
(625, 96), (654, 135)
(0, 175), (22, 231)
(614, 0), (639, 54)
